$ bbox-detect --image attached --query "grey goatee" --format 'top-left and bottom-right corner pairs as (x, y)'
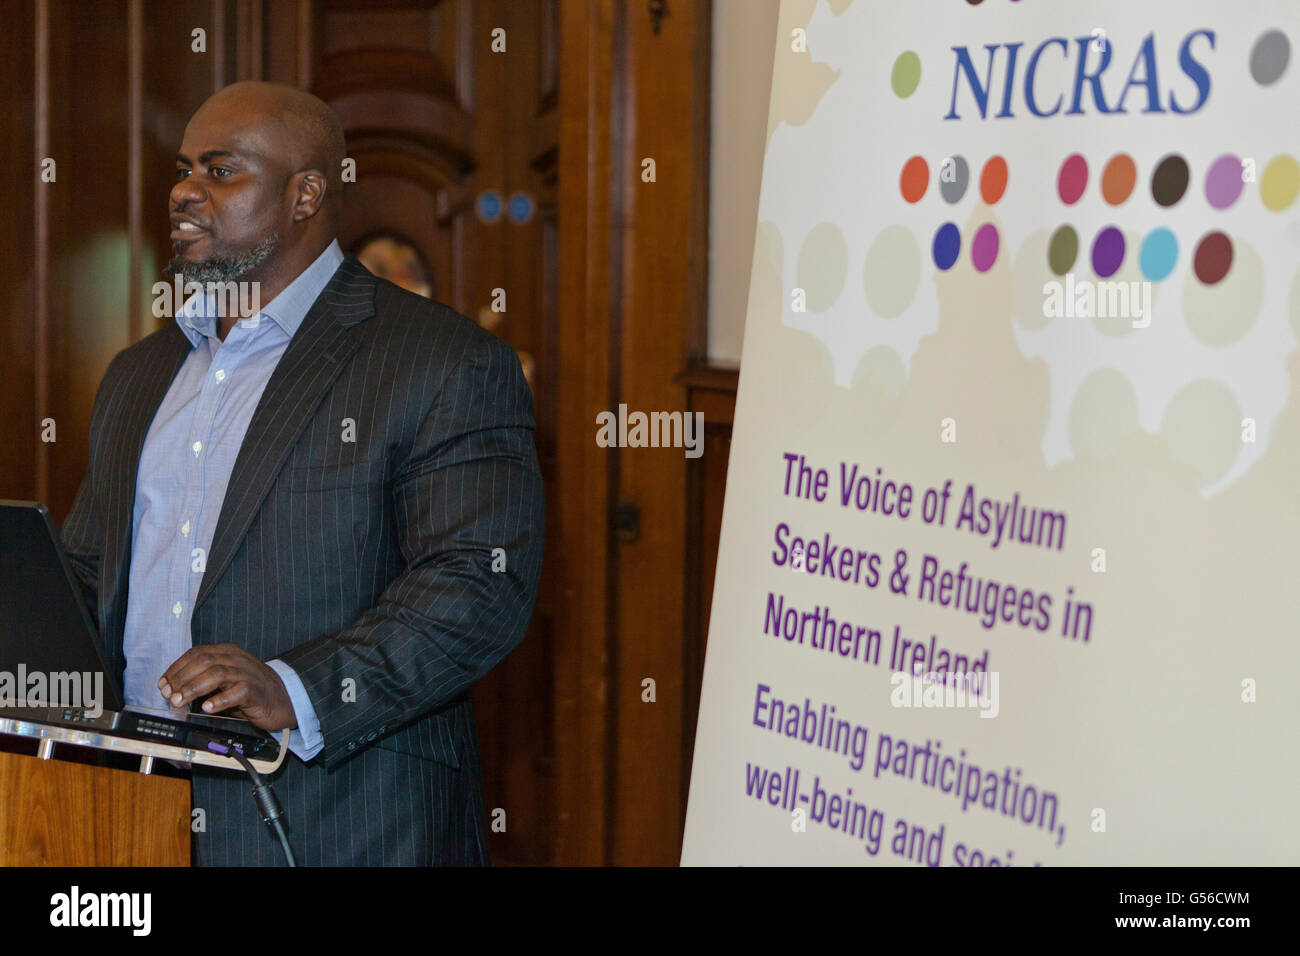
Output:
(166, 233), (279, 285)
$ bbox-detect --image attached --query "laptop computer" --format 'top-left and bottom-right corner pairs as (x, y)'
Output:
(0, 500), (280, 760)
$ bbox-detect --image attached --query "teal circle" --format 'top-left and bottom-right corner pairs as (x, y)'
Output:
(1140, 228), (1179, 282)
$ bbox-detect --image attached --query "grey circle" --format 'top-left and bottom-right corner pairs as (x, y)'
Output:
(1250, 30), (1290, 86)
(938, 155), (969, 204)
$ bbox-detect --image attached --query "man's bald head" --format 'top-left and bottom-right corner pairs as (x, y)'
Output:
(167, 81), (346, 311)
(196, 81), (346, 221)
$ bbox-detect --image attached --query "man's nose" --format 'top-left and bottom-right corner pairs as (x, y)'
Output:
(169, 175), (206, 210)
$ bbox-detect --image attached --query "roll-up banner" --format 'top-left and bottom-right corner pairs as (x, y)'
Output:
(682, 0), (1299, 866)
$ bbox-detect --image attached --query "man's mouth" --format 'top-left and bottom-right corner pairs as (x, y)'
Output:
(170, 217), (209, 242)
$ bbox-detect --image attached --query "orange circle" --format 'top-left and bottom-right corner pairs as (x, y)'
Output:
(979, 155), (1008, 204)
(1101, 153), (1137, 205)
(900, 156), (929, 203)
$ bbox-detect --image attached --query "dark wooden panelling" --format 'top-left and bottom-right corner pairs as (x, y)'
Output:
(609, 0), (711, 866)
(552, 0), (618, 866)
(0, 0), (230, 516)
(538, 0), (557, 112)
(0, 0), (38, 502)
(550, 0), (715, 867)
(319, 6), (429, 55)
(677, 362), (737, 840)
(44, 0), (133, 520)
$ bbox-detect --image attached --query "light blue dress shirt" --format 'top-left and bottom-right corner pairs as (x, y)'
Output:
(123, 239), (345, 760)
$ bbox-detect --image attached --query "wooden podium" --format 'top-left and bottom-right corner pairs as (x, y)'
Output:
(0, 713), (287, 866)
(0, 750), (189, 865)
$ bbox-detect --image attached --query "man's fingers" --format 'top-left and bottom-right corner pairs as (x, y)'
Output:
(158, 649), (207, 696)
(169, 664), (236, 708)
(158, 645), (248, 699)
(152, 646), (286, 727)
(201, 680), (250, 715)
(159, 647), (221, 694)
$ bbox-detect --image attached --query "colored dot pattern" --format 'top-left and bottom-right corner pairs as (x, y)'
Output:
(1035, 147), (1300, 284)
(859, 28), (1294, 490)
(897, 154), (1009, 271)
(892, 28), (1296, 290)
(895, 137), (1294, 283)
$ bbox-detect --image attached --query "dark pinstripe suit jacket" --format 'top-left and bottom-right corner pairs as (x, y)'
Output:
(59, 253), (545, 865)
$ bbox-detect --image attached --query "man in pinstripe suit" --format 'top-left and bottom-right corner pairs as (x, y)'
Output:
(60, 81), (544, 865)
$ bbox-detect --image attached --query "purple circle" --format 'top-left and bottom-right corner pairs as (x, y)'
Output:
(1205, 154), (1245, 209)
(971, 224), (1000, 272)
(1091, 227), (1126, 278)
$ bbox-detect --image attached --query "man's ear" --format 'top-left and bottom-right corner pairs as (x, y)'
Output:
(291, 169), (327, 222)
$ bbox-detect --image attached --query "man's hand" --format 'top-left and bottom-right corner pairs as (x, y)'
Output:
(158, 644), (298, 732)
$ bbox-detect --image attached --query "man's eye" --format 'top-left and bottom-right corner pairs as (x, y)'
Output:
(176, 168), (190, 180)
(210, 167), (231, 178)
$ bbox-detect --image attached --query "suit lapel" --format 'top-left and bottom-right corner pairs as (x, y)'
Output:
(195, 254), (376, 611)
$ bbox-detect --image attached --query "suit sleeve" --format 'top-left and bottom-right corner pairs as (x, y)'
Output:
(277, 329), (546, 769)
(59, 360), (117, 631)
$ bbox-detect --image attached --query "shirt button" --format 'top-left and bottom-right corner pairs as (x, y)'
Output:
(180, 521), (191, 536)
(191, 440), (202, 455)
(214, 369), (226, 383)
(172, 602), (183, 617)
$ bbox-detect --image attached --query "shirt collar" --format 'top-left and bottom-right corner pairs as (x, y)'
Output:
(175, 238), (345, 346)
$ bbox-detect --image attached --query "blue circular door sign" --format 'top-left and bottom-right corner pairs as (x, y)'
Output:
(507, 191), (535, 224)
(476, 190), (504, 224)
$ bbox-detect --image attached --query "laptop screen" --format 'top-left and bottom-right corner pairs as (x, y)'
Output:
(0, 500), (125, 712)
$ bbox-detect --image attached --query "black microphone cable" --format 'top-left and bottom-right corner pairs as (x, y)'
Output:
(224, 747), (297, 867)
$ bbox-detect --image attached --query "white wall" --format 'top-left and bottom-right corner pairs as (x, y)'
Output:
(706, 0), (780, 365)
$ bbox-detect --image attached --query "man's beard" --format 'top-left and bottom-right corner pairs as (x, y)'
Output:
(165, 234), (279, 285)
